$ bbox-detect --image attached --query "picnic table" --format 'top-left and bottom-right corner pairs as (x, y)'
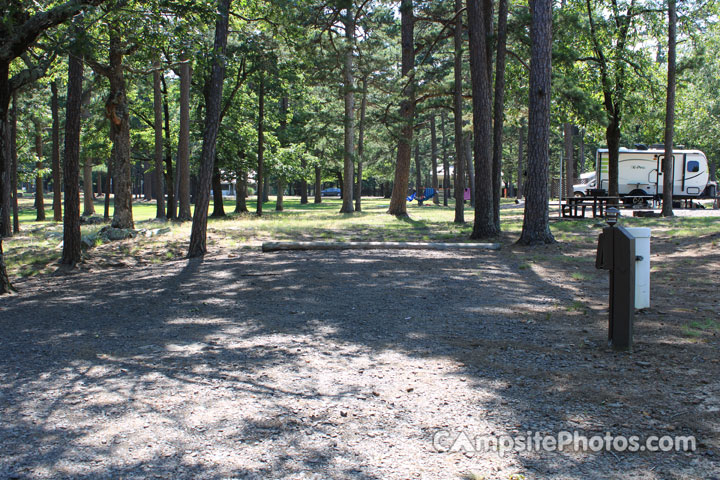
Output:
(562, 195), (621, 219)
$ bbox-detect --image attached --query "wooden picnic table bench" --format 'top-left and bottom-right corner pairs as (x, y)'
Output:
(562, 195), (620, 219)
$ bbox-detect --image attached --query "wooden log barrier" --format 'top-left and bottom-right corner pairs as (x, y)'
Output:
(262, 241), (501, 252)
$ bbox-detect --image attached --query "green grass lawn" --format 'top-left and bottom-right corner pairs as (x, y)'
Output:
(5, 192), (720, 280)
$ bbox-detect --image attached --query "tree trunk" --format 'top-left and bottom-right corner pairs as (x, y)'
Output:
(414, 140), (423, 206)
(579, 128), (585, 173)
(10, 91), (18, 233)
(188, 0), (230, 257)
(564, 122), (574, 197)
(177, 59), (192, 221)
(153, 64), (165, 219)
(518, 0), (555, 245)
(83, 158), (95, 216)
(300, 157), (308, 204)
(256, 70), (265, 216)
(143, 161), (152, 200)
(516, 120), (525, 199)
(0, 234), (10, 293)
(453, 0), (465, 223)
(0, 61), (12, 238)
(62, 49), (84, 266)
(468, 0), (497, 239)
(464, 135), (475, 207)
(162, 75), (176, 219)
(106, 29), (133, 229)
(430, 115), (439, 204)
(661, 0), (676, 217)
(492, 0), (508, 230)
(211, 166), (226, 217)
(34, 120), (46, 221)
(356, 78), (367, 212)
(235, 166), (248, 213)
(607, 116), (620, 199)
(440, 111), (450, 206)
(388, 0), (415, 216)
(484, 0), (494, 82)
(103, 153), (112, 220)
(314, 165), (322, 203)
(276, 179), (284, 211)
(51, 80), (62, 221)
(340, 8), (355, 214)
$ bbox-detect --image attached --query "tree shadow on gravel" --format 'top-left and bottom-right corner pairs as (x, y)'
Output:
(0, 245), (716, 479)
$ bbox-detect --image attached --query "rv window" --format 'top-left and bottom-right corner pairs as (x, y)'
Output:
(687, 160), (700, 173)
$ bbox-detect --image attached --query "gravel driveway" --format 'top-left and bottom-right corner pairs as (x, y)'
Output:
(0, 248), (717, 479)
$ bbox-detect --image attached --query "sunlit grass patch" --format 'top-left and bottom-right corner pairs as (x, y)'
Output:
(682, 318), (720, 338)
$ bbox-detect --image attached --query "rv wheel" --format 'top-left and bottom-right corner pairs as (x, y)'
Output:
(627, 189), (649, 207)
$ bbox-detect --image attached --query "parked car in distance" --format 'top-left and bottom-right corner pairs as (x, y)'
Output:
(321, 187), (341, 197)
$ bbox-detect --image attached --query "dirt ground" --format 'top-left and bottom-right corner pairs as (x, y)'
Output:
(0, 227), (719, 479)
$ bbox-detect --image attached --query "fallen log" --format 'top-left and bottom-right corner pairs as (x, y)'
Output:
(262, 241), (501, 252)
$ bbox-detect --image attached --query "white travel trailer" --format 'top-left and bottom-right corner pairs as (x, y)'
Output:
(594, 147), (710, 201)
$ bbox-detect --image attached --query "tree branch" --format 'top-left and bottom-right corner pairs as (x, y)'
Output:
(9, 52), (58, 91)
(0, 0), (105, 61)
(220, 57), (248, 123)
(507, 50), (530, 70)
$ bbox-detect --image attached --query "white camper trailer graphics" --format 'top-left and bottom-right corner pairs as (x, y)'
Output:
(595, 148), (709, 201)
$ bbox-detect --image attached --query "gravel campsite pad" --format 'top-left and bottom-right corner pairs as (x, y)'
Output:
(1, 241), (718, 479)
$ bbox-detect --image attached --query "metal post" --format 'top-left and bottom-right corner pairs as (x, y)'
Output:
(596, 207), (636, 351)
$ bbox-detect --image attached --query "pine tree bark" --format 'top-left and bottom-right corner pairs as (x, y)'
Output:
(300, 156), (308, 204)
(518, 0), (555, 245)
(187, 0), (230, 257)
(83, 158), (95, 215)
(51, 80), (62, 221)
(314, 165), (322, 203)
(661, 0), (676, 217)
(103, 153), (112, 220)
(33, 119), (46, 221)
(62, 49), (84, 266)
(101, 29), (133, 229)
(516, 121), (525, 199)
(453, 0), (465, 223)
(10, 91), (18, 233)
(492, 0), (508, 230)
(468, 0), (497, 239)
(276, 179), (284, 211)
(161, 75), (176, 219)
(355, 78), (367, 212)
(235, 166), (248, 213)
(388, 0), (415, 216)
(564, 122), (574, 197)
(143, 161), (152, 200)
(440, 111), (450, 206)
(464, 135), (475, 207)
(430, 115), (439, 204)
(177, 59), (192, 221)
(256, 70), (265, 216)
(153, 64), (165, 219)
(414, 140), (423, 206)
(0, 62), (10, 238)
(340, 8), (355, 214)
(211, 166), (226, 217)
(579, 128), (585, 173)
